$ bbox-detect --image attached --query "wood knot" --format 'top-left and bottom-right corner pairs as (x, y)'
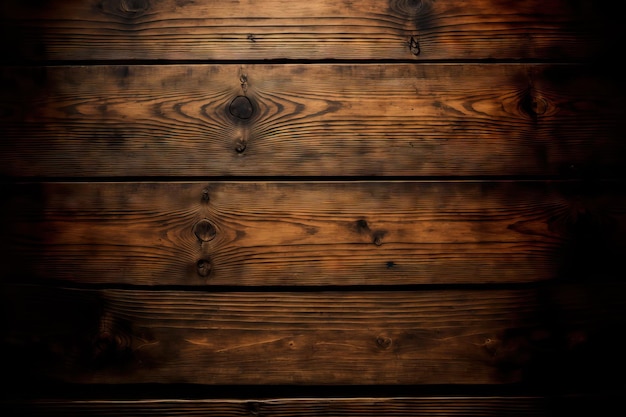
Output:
(520, 88), (548, 119)
(391, 0), (424, 16)
(93, 331), (131, 361)
(408, 36), (421, 56)
(201, 187), (210, 203)
(196, 259), (212, 277)
(352, 219), (387, 246)
(355, 219), (369, 231)
(229, 96), (254, 120)
(193, 219), (217, 242)
(94, 331), (119, 352)
(98, 0), (150, 18)
(523, 97), (548, 117)
(531, 98), (548, 115)
(372, 231), (386, 246)
(376, 336), (392, 349)
(408, 0), (423, 9)
(118, 0), (150, 16)
(235, 139), (247, 154)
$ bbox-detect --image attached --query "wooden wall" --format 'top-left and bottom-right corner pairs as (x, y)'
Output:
(1, 0), (625, 415)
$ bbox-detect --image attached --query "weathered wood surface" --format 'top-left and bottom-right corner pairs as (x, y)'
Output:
(1, 64), (624, 178)
(3, 396), (623, 417)
(3, 283), (624, 386)
(3, 181), (624, 286)
(1, 0), (624, 410)
(0, 0), (615, 62)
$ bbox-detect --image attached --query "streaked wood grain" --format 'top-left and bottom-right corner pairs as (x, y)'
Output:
(0, 0), (614, 61)
(3, 181), (624, 286)
(3, 284), (624, 385)
(3, 395), (623, 417)
(1, 64), (624, 177)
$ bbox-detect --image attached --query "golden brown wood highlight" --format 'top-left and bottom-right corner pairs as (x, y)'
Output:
(3, 284), (624, 386)
(1, 64), (624, 177)
(3, 181), (624, 286)
(1, 0), (625, 411)
(0, 0), (612, 61)
(4, 396), (622, 417)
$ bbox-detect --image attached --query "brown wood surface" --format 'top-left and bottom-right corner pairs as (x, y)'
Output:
(3, 396), (622, 417)
(1, 64), (624, 178)
(0, 0), (614, 62)
(3, 181), (624, 286)
(1, 0), (624, 411)
(3, 283), (624, 386)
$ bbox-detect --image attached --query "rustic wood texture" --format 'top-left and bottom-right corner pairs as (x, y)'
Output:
(3, 284), (624, 386)
(0, 0), (616, 62)
(1, 64), (624, 178)
(3, 396), (623, 417)
(2, 0), (625, 412)
(3, 181), (624, 286)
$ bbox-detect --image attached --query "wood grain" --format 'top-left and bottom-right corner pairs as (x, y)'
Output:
(1, 64), (624, 177)
(0, 0), (615, 62)
(3, 283), (624, 386)
(3, 181), (625, 286)
(3, 396), (623, 417)
(1, 0), (624, 410)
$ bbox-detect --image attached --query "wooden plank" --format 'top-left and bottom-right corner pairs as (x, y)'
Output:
(1, 64), (624, 178)
(0, 0), (614, 62)
(2, 181), (625, 286)
(2, 284), (625, 386)
(3, 396), (623, 417)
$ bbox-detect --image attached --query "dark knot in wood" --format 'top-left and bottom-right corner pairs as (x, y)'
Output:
(98, 0), (150, 18)
(355, 219), (369, 231)
(201, 187), (210, 203)
(93, 331), (131, 362)
(118, 0), (150, 16)
(520, 89), (548, 119)
(373, 231), (385, 246)
(94, 331), (120, 353)
(229, 96), (254, 120)
(193, 219), (217, 242)
(391, 0), (424, 16)
(408, 36), (421, 56)
(235, 139), (247, 154)
(377, 336), (392, 349)
(352, 219), (387, 246)
(196, 259), (212, 277)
